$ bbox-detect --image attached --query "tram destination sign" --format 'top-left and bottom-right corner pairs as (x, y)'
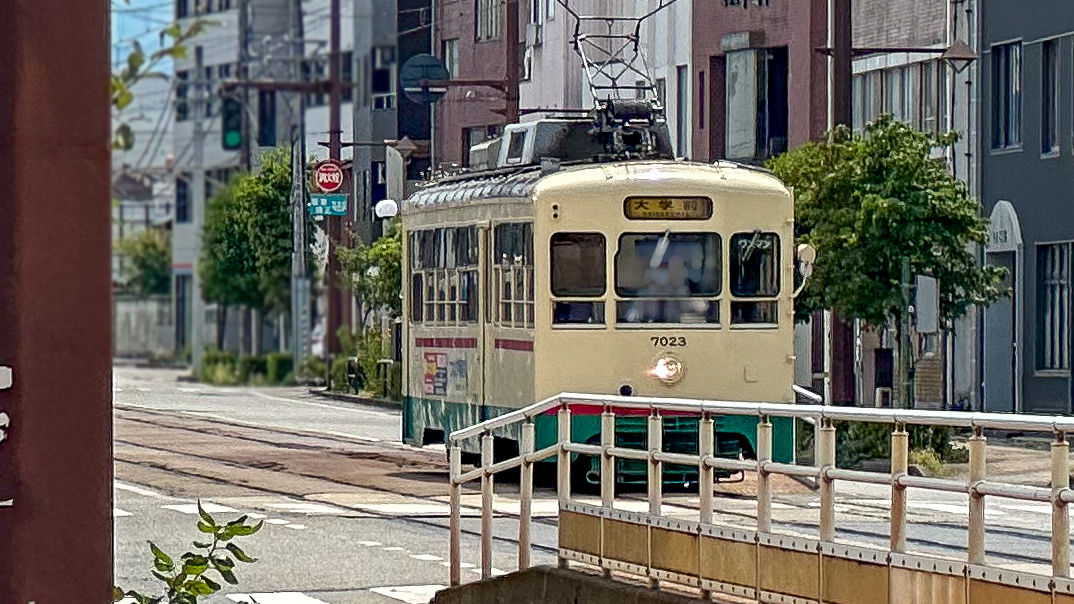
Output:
(624, 196), (713, 220)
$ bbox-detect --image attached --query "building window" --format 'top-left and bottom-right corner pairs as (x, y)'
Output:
(372, 47), (396, 110)
(409, 227), (480, 325)
(304, 60), (328, 107)
(698, 70), (706, 130)
(476, 0), (501, 41)
(442, 39), (459, 78)
(494, 223), (535, 328)
(341, 51), (354, 103)
(176, 175), (190, 223)
(1042, 39), (1059, 155)
(991, 41), (1022, 149)
(675, 65), (689, 157)
(177, 0), (189, 19)
(176, 71), (190, 122)
(175, 274), (191, 349)
(654, 78), (667, 110)
(1038, 243), (1070, 372)
(725, 47), (788, 162)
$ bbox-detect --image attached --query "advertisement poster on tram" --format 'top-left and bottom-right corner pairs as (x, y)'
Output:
(424, 352), (448, 396)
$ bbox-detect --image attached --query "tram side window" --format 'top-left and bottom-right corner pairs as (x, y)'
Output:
(550, 232), (606, 325)
(730, 231), (780, 325)
(615, 232), (721, 325)
(409, 227), (479, 325)
(494, 222), (535, 328)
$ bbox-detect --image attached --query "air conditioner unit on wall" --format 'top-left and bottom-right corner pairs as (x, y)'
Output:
(525, 23), (542, 48)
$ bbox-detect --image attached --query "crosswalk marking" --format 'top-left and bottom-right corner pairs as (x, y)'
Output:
(162, 502), (239, 515)
(370, 585), (446, 604)
(409, 553), (443, 561)
(264, 502), (352, 515)
(114, 508), (133, 518)
(228, 593), (329, 604)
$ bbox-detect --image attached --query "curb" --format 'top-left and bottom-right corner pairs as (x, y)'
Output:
(307, 387), (402, 411)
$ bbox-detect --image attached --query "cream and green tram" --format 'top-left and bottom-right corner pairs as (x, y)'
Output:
(400, 158), (798, 486)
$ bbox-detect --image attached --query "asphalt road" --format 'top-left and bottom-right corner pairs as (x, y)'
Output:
(112, 366), (1069, 603)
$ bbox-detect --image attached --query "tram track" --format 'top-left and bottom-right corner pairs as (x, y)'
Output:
(115, 405), (1061, 567)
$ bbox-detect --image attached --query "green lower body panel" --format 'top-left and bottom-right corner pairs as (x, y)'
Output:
(404, 397), (795, 484)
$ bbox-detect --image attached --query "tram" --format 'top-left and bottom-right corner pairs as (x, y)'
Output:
(396, 102), (812, 487)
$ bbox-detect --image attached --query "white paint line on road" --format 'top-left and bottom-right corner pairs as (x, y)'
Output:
(998, 503), (1054, 514)
(114, 508), (133, 518)
(114, 388), (124, 393)
(247, 391), (396, 418)
(284, 524), (307, 530)
(459, 563), (475, 569)
(370, 585), (447, 604)
(115, 481), (172, 500)
(383, 546), (407, 552)
(178, 387), (205, 393)
(468, 568), (506, 576)
(907, 502), (1005, 517)
(348, 503), (453, 516)
(249, 513), (268, 519)
(409, 553), (443, 562)
(137, 387), (151, 392)
(322, 430), (381, 442)
(162, 502), (239, 515)
(265, 519), (290, 525)
(228, 593), (330, 604)
(358, 540), (383, 547)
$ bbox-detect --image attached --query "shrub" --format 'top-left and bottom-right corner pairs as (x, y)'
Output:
(357, 328), (388, 396)
(199, 349), (238, 384)
(237, 355), (268, 384)
(909, 448), (945, 475)
(330, 356), (351, 393)
(266, 352), (294, 385)
(297, 355), (327, 385)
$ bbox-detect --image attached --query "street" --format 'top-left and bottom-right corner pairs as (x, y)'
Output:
(113, 366), (1064, 603)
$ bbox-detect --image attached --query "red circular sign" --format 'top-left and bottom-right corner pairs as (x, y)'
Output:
(314, 161), (344, 193)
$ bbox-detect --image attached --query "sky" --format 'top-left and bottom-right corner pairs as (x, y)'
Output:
(112, 0), (174, 68)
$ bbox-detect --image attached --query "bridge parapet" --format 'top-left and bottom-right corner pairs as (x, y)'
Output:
(447, 392), (1074, 604)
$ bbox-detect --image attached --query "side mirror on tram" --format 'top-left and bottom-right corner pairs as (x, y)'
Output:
(794, 243), (817, 298)
(374, 199), (399, 219)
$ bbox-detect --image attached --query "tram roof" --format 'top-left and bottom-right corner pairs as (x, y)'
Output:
(402, 160), (789, 214)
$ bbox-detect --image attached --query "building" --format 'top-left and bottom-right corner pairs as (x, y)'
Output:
(170, 0), (294, 353)
(432, 0), (509, 167)
(979, 1), (1074, 414)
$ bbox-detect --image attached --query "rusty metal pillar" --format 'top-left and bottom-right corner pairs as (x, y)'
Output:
(0, 0), (114, 601)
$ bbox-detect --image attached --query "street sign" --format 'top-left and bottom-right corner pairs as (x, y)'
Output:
(309, 193), (348, 217)
(313, 160), (345, 193)
(400, 54), (450, 104)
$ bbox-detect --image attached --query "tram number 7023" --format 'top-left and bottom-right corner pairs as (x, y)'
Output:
(650, 336), (687, 347)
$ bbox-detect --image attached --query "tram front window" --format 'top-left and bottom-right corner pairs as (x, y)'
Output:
(615, 233), (721, 324)
(551, 232), (606, 325)
(731, 231), (780, 325)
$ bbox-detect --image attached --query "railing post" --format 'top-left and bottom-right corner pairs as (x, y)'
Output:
(481, 432), (494, 579)
(648, 411), (663, 517)
(968, 427), (987, 565)
(818, 419), (836, 542)
(449, 442), (462, 586)
(757, 416), (773, 533)
(890, 423), (908, 553)
(558, 404), (572, 503)
(699, 414), (714, 525)
(601, 406), (615, 508)
(1052, 431), (1070, 577)
(519, 421), (535, 571)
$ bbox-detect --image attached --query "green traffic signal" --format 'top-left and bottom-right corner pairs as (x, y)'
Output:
(221, 97), (244, 151)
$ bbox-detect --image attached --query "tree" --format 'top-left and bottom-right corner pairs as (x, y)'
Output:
(200, 176), (261, 348)
(768, 115), (1006, 407)
(337, 219), (403, 332)
(238, 148), (294, 314)
(117, 227), (172, 296)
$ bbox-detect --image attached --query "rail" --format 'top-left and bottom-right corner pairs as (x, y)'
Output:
(446, 393), (1074, 602)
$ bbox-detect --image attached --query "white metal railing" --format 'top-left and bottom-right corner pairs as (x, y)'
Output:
(446, 392), (1074, 590)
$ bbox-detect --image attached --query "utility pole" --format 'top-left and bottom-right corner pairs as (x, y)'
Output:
(191, 45), (207, 376)
(291, 0), (310, 372)
(239, 0), (252, 171)
(899, 258), (915, 409)
(505, 0), (521, 123)
(324, 0), (347, 356)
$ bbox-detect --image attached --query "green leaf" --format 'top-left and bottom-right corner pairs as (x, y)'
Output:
(226, 542), (258, 563)
(212, 555), (236, 570)
(125, 41), (145, 80)
(182, 554), (210, 576)
(112, 586), (125, 602)
(113, 123), (135, 151)
(148, 541), (174, 568)
(226, 514), (249, 527)
(233, 519), (263, 536)
(151, 570), (171, 583)
(218, 567), (239, 585)
(202, 575), (222, 592)
(197, 500), (217, 527)
(192, 540), (212, 549)
(197, 520), (216, 534)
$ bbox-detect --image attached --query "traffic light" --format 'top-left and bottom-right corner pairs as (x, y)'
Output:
(221, 96), (244, 151)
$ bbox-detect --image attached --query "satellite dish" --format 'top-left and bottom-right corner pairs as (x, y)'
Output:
(374, 199), (399, 219)
(400, 54), (450, 104)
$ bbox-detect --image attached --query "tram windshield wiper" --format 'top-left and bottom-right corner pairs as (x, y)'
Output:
(741, 229), (762, 262)
(649, 229), (671, 269)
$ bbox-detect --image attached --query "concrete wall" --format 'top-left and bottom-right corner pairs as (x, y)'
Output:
(433, 566), (705, 604)
(114, 296), (175, 358)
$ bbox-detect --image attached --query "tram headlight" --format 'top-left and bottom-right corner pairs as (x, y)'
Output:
(649, 355), (684, 384)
